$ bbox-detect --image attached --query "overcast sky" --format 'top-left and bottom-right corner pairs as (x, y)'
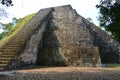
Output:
(0, 0), (100, 25)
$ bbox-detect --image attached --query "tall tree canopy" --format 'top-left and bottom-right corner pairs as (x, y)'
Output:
(97, 0), (120, 42)
(0, 0), (13, 19)
(1, 0), (13, 6)
(0, 17), (18, 39)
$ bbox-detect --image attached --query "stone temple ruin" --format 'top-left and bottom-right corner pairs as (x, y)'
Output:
(0, 5), (120, 70)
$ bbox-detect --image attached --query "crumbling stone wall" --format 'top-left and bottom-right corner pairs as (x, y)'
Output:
(84, 19), (120, 63)
(52, 6), (93, 46)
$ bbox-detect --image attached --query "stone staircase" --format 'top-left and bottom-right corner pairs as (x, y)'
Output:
(0, 8), (53, 70)
(0, 35), (29, 70)
(0, 42), (20, 70)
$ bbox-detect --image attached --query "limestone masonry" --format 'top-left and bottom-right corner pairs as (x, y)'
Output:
(0, 5), (120, 70)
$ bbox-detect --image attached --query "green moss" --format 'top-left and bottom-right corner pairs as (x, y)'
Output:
(0, 13), (35, 46)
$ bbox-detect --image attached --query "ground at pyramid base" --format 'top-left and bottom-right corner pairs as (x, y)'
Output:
(0, 5), (120, 70)
(0, 67), (120, 80)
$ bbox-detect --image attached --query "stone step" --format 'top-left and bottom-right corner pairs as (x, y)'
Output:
(2, 51), (18, 54)
(3, 45), (22, 47)
(0, 52), (15, 55)
(6, 45), (21, 47)
(0, 58), (11, 60)
(0, 55), (14, 58)
(0, 67), (4, 70)
(1, 54), (15, 57)
(5, 42), (24, 45)
(2, 50), (18, 52)
(3, 47), (19, 48)
(0, 55), (15, 58)
(2, 49), (19, 51)
(2, 51), (17, 54)
(2, 50), (19, 52)
(0, 64), (7, 67)
(1, 49), (18, 52)
(2, 50), (19, 53)
(2, 44), (22, 46)
(0, 60), (9, 64)
(0, 56), (13, 60)
(4, 44), (23, 47)
(1, 52), (17, 55)
(0, 52), (2, 54)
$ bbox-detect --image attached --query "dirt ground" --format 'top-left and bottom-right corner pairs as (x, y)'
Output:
(0, 67), (120, 80)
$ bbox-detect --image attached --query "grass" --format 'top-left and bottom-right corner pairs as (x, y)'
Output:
(0, 13), (35, 47)
(103, 64), (120, 68)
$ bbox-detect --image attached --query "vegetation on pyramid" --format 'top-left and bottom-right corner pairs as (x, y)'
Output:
(0, 13), (35, 46)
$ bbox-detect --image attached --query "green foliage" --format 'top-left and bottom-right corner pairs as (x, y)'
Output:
(2, 22), (13, 31)
(97, 0), (120, 42)
(0, 32), (7, 39)
(12, 17), (18, 23)
(0, 13), (35, 45)
(0, 17), (18, 39)
(86, 17), (93, 23)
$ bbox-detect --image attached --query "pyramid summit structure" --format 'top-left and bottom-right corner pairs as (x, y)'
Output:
(0, 5), (120, 70)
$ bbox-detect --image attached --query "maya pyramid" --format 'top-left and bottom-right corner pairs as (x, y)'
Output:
(0, 5), (120, 70)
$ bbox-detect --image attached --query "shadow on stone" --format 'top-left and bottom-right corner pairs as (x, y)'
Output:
(37, 19), (66, 66)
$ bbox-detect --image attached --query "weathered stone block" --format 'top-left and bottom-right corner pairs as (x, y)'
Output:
(37, 44), (101, 67)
